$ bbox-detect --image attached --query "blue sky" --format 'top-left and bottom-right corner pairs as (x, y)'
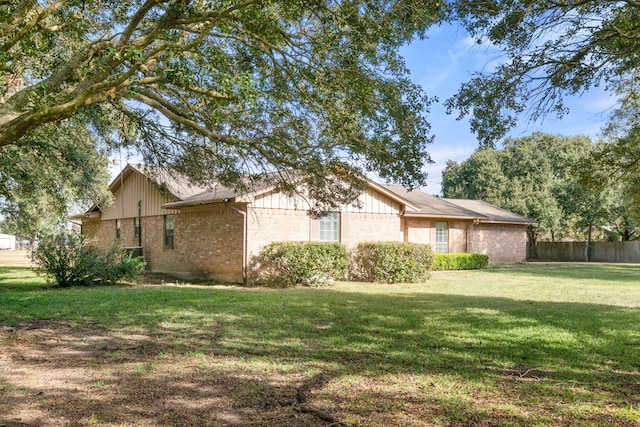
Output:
(401, 23), (616, 195)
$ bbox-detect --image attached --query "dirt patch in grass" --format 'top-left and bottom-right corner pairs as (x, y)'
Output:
(0, 320), (345, 426)
(2, 320), (637, 426)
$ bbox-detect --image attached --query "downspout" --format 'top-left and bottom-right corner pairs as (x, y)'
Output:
(467, 219), (481, 253)
(465, 225), (470, 253)
(225, 200), (247, 285)
(138, 200), (142, 248)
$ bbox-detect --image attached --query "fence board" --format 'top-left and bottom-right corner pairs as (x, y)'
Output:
(536, 241), (640, 263)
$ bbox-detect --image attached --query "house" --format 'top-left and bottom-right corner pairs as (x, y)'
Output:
(75, 164), (536, 283)
(0, 234), (16, 250)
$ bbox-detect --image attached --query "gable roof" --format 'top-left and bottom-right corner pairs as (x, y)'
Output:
(82, 165), (536, 224)
(383, 185), (482, 219)
(444, 199), (537, 224)
(383, 185), (536, 225)
(102, 165), (416, 211)
(112, 164), (210, 201)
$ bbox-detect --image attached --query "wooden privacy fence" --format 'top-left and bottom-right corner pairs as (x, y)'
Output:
(535, 241), (640, 263)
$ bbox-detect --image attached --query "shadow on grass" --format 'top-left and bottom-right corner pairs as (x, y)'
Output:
(1, 283), (639, 425)
(0, 267), (51, 292)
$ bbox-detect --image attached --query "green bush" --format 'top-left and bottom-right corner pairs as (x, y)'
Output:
(32, 230), (145, 287)
(352, 242), (435, 283)
(259, 241), (349, 286)
(433, 253), (489, 271)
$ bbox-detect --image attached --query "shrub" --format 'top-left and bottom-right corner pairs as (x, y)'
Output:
(433, 253), (489, 271)
(259, 241), (349, 286)
(352, 242), (434, 283)
(32, 230), (145, 287)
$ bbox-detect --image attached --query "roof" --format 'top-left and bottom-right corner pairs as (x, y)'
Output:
(111, 166), (417, 210)
(383, 185), (483, 219)
(160, 169), (303, 208)
(113, 164), (210, 200)
(444, 199), (537, 224)
(80, 165), (536, 224)
(383, 185), (536, 224)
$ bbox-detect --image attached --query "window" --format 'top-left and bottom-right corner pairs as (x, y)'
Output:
(319, 212), (340, 242)
(134, 217), (141, 239)
(115, 219), (122, 239)
(164, 215), (174, 248)
(435, 221), (448, 253)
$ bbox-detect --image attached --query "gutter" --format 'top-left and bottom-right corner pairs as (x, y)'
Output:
(224, 200), (247, 286)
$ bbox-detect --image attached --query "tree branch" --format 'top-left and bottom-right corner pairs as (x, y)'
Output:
(118, 0), (159, 47)
(0, 0), (66, 51)
(124, 88), (254, 148)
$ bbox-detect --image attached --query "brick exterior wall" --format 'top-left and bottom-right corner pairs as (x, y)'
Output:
(82, 219), (116, 247)
(83, 205), (245, 283)
(405, 218), (430, 244)
(82, 197), (528, 283)
(245, 209), (405, 280)
(448, 221), (469, 253)
(246, 208), (311, 259)
(344, 212), (403, 248)
(468, 223), (528, 263)
(403, 219), (527, 263)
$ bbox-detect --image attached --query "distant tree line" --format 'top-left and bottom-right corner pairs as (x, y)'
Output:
(442, 133), (639, 258)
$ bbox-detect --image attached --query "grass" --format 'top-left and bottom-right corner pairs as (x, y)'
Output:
(1, 262), (639, 425)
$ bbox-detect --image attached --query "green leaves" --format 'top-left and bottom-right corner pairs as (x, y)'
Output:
(0, 0), (444, 234)
(447, 1), (640, 144)
(352, 241), (435, 283)
(259, 241), (349, 286)
(32, 230), (145, 287)
(441, 133), (615, 242)
(0, 117), (111, 237)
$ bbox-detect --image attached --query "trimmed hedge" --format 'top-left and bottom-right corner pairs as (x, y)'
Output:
(433, 253), (489, 271)
(259, 241), (349, 286)
(352, 242), (435, 283)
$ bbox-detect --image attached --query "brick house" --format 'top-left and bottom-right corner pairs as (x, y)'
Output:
(76, 164), (536, 283)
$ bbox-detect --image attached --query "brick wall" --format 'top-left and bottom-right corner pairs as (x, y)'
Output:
(245, 209), (405, 257)
(448, 221), (468, 253)
(246, 208), (311, 258)
(403, 219), (527, 263)
(245, 209), (405, 280)
(405, 218), (430, 244)
(344, 212), (403, 248)
(82, 219), (117, 247)
(83, 206), (528, 283)
(404, 219), (468, 252)
(468, 223), (527, 263)
(83, 204), (245, 283)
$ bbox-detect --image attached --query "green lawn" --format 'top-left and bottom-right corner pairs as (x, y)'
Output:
(1, 264), (639, 426)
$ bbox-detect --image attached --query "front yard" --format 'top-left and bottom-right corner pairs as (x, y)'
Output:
(1, 260), (639, 426)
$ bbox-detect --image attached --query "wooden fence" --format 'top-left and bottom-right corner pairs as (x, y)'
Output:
(535, 241), (640, 263)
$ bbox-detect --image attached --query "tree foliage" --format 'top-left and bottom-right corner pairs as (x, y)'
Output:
(1, 0), (442, 222)
(0, 116), (111, 237)
(441, 133), (636, 253)
(445, 0), (640, 146)
(444, 1), (640, 215)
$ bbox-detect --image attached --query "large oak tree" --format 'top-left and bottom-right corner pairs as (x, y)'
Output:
(445, 0), (640, 215)
(0, 0), (441, 234)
